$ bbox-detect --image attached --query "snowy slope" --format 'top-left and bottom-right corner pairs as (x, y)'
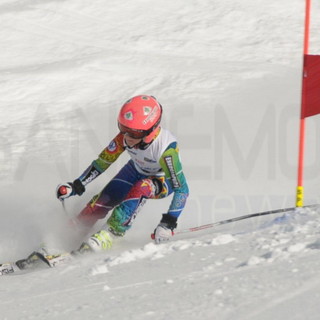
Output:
(1, 207), (320, 320)
(1, 0), (320, 319)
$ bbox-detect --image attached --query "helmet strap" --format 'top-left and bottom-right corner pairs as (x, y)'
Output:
(138, 140), (152, 150)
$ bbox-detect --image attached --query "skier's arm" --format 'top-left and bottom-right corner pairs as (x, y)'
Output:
(159, 142), (189, 218)
(57, 133), (125, 200)
(78, 133), (125, 187)
(153, 142), (189, 243)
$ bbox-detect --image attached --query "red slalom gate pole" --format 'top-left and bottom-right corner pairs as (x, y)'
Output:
(296, 0), (311, 207)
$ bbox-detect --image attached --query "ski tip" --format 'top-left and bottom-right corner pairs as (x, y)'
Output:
(0, 262), (20, 276)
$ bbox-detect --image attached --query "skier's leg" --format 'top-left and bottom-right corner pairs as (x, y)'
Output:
(107, 178), (157, 236)
(79, 179), (156, 253)
(76, 161), (140, 229)
(79, 177), (173, 252)
(75, 162), (148, 253)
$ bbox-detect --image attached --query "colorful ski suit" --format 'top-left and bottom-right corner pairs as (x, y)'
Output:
(76, 128), (189, 235)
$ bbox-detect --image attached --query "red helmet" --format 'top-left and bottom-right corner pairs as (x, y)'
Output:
(118, 95), (162, 143)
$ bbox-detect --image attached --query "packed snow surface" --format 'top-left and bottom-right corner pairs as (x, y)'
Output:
(1, 0), (320, 319)
(1, 207), (320, 320)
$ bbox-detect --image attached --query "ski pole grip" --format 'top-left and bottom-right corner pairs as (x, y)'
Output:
(59, 186), (68, 195)
(56, 183), (74, 200)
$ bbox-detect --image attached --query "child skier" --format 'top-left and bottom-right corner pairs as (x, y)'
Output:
(57, 95), (189, 252)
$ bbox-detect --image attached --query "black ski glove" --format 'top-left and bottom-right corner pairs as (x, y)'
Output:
(158, 213), (178, 230)
(72, 179), (85, 196)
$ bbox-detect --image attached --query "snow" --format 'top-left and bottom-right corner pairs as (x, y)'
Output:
(2, 208), (320, 320)
(1, 0), (320, 319)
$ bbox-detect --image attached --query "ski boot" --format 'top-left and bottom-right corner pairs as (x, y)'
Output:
(77, 229), (113, 254)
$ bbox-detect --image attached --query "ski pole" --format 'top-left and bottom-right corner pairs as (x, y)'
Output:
(61, 200), (69, 217)
(175, 204), (318, 235)
(57, 185), (70, 217)
(152, 204), (318, 239)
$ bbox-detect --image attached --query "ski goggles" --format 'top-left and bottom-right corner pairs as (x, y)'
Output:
(118, 123), (150, 139)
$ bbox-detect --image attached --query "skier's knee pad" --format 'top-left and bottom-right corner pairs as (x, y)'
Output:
(128, 179), (156, 199)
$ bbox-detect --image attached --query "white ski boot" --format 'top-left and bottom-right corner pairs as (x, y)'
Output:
(79, 230), (113, 253)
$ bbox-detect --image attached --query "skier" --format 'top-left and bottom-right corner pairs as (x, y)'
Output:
(56, 95), (189, 252)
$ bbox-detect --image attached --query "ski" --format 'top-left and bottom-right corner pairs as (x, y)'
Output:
(42, 252), (74, 267)
(1, 251), (48, 276)
(0, 262), (20, 275)
(0, 250), (75, 276)
(0, 242), (95, 276)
